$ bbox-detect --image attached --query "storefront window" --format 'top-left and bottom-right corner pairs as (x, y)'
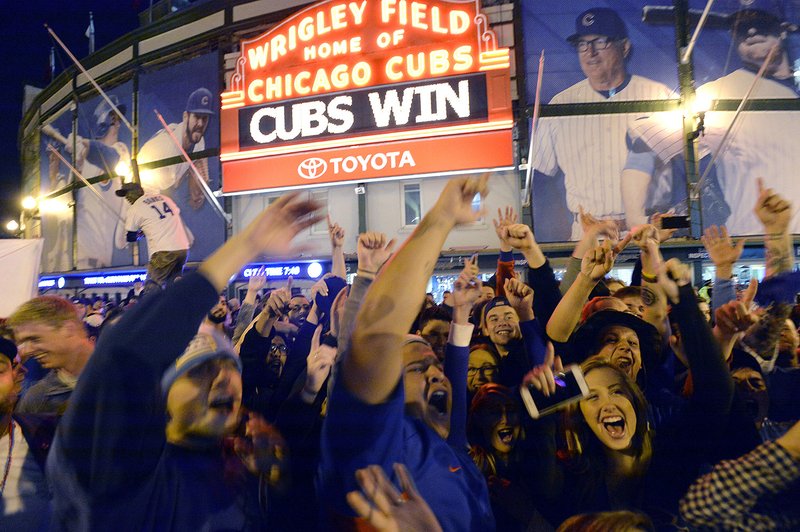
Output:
(403, 183), (422, 226)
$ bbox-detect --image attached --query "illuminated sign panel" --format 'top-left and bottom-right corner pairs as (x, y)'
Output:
(221, 0), (512, 194)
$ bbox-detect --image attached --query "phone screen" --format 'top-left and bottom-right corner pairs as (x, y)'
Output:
(660, 215), (690, 229)
(522, 366), (587, 418)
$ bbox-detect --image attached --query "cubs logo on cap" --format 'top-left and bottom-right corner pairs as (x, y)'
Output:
(567, 7), (628, 43)
(185, 87), (215, 116)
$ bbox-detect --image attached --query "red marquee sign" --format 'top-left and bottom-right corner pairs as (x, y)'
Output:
(220, 0), (513, 194)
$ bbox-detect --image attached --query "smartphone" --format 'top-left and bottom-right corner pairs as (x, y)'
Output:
(659, 215), (691, 229)
(520, 365), (590, 419)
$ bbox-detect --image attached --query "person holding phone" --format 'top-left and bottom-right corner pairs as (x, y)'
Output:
(522, 258), (744, 527)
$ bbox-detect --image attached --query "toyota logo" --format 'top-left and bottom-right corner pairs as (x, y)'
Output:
(297, 157), (328, 180)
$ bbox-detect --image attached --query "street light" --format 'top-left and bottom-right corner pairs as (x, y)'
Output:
(6, 220), (19, 232)
(21, 196), (37, 211)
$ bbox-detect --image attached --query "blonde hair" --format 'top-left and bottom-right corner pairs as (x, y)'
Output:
(7, 296), (82, 331)
(557, 511), (654, 531)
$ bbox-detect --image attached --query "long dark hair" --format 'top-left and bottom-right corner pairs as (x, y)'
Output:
(467, 383), (524, 478)
(558, 360), (653, 506)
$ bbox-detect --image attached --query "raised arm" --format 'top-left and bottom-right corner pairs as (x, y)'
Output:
(502, 223), (560, 328)
(232, 268), (266, 345)
(336, 232), (394, 353)
(656, 256), (733, 415)
(56, 191), (322, 496)
(546, 241), (616, 343)
(754, 178), (793, 279)
(446, 257), (481, 449)
(680, 420), (800, 530)
(560, 207), (619, 295)
(701, 225), (745, 310)
(345, 176), (489, 405)
(328, 215), (347, 279)
(493, 206), (518, 298)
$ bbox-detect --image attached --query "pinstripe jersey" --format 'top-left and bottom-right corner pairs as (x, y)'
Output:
(627, 68), (800, 235)
(533, 75), (673, 239)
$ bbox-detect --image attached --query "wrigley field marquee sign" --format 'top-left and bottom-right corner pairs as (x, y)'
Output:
(220, 0), (513, 194)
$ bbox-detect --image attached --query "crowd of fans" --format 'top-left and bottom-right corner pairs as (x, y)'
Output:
(1, 175), (799, 531)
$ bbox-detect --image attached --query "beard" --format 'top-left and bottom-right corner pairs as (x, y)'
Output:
(207, 311), (227, 324)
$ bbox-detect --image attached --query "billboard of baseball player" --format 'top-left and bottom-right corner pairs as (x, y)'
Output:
(627, 0), (800, 235)
(137, 51), (224, 261)
(38, 107), (74, 273)
(522, 3), (681, 241)
(68, 83), (134, 269)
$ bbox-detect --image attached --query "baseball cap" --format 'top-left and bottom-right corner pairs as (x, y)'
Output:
(482, 297), (513, 325)
(567, 7), (628, 43)
(161, 331), (242, 395)
(0, 337), (17, 363)
(93, 95), (127, 139)
(115, 182), (144, 197)
(185, 88), (215, 116)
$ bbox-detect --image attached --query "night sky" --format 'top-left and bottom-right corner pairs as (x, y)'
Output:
(0, 0), (140, 229)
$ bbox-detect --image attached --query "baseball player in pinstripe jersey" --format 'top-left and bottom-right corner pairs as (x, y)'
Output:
(625, 0), (800, 235)
(533, 7), (673, 240)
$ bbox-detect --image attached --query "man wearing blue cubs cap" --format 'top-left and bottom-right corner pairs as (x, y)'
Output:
(137, 87), (215, 209)
(531, 7), (673, 240)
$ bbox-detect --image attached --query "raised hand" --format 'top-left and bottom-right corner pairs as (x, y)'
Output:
(265, 279), (292, 318)
(504, 277), (534, 321)
(309, 273), (333, 300)
(346, 464), (442, 532)
(327, 214), (345, 249)
(304, 325), (337, 398)
(357, 232), (396, 276)
(246, 266), (267, 294)
(232, 412), (287, 477)
(240, 191), (324, 258)
(754, 177), (792, 233)
(580, 240), (616, 282)
(651, 211), (678, 242)
(501, 223), (536, 253)
(714, 279), (759, 338)
(702, 225), (745, 279)
(657, 257), (692, 304)
(521, 342), (561, 397)
(451, 256), (483, 321)
(493, 206), (518, 251)
(432, 174), (489, 226)
(629, 224), (660, 250)
(579, 205), (620, 242)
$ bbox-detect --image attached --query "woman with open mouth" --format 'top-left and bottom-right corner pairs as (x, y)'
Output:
(523, 258), (745, 528)
(467, 384), (544, 531)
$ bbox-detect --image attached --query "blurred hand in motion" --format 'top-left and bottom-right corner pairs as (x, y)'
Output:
(327, 215), (345, 249)
(240, 191), (324, 258)
(233, 412), (287, 479)
(714, 279), (759, 339)
(432, 174), (489, 226)
(754, 177), (792, 233)
(346, 463), (442, 532)
(656, 257), (693, 304)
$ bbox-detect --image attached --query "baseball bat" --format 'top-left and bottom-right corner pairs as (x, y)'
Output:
(41, 124), (70, 147)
